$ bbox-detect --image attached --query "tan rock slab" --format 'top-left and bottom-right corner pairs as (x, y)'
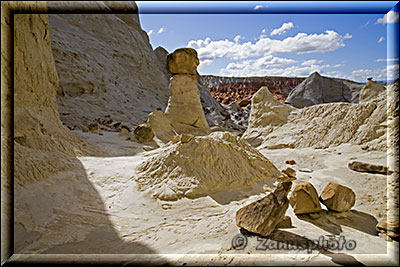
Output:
(236, 182), (292, 236)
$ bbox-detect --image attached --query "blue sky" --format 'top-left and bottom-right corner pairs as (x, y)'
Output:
(137, 2), (399, 82)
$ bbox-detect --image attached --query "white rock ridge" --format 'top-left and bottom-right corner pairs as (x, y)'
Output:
(243, 81), (397, 151)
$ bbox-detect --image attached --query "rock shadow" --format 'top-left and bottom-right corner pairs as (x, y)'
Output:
(297, 209), (378, 236)
(240, 228), (365, 266)
(208, 180), (276, 205)
(14, 153), (168, 263)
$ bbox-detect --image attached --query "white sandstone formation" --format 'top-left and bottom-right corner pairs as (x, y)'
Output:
(242, 86), (295, 146)
(48, 12), (170, 131)
(244, 82), (396, 152)
(359, 79), (385, 102)
(135, 132), (284, 200)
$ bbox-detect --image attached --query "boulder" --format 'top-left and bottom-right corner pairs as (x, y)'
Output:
(167, 48), (199, 75)
(119, 125), (130, 136)
(289, 182), (322, 214)
(359, 80), (385, 102)
(285, 160), (296, 165)
(238, 98), (251, 107)
(285, 72), (352, 108)
(133, 123), (154, 143)
(88, 123), (100, 133)
(171, 134), (194, 144)
(147, 109), (176, 142)
(319, 182), (356, 212)
(236, 182), (292, 236)
(348, 161), (390, 175)
(282, 167), (296, 178)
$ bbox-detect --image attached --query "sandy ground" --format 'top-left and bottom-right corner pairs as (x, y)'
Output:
(41, 130), (395, 265)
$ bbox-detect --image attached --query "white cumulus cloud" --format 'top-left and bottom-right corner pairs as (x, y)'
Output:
(342, 64), (399, 82)
(188, 30), (352, 62)
(254, 5), (268, 10)
(301, 59), (324, 66)
(234, 35), (242, 43)
(225, 55), (296, 71)
(376, 58), (399, 62)
(376, 11), (399, 24)
(147, 27), (165, 36)
(270, 22), (294, 36)
(219, 59), (337, 77)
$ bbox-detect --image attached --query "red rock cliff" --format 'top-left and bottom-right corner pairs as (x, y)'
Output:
(199, 76), (305, 106)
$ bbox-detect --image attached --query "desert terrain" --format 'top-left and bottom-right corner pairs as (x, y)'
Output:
(1, 1), (399, 266)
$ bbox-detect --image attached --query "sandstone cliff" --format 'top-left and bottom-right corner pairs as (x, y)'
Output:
(49, 13), (170, 131)
(49, 14), (232, 133)
(13, 13), (99, 185)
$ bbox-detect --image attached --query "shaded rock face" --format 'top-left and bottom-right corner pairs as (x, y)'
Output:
(236, 182), (292, 236)
(135, 132), (284, 201)
(167, 48), (199, 75)
(49, 13), (170, 131)
(164, 49), (211, 136)
(147, 109), (176, 142)
(289, 182), (322, 215)
(285, 72), (352, 108)
(319, 182), (356, 212)
(8, 10), (130, 256)
(154, 46), (170, 78)
(12, 13), (98, 188)
(359, 80), (385, 102)
(275, 216), (292, 229)
(133, 124), (154, 143)
(200, 76), (304, 105)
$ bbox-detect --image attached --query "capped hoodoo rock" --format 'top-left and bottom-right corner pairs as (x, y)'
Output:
(164, 48), (211, 136)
